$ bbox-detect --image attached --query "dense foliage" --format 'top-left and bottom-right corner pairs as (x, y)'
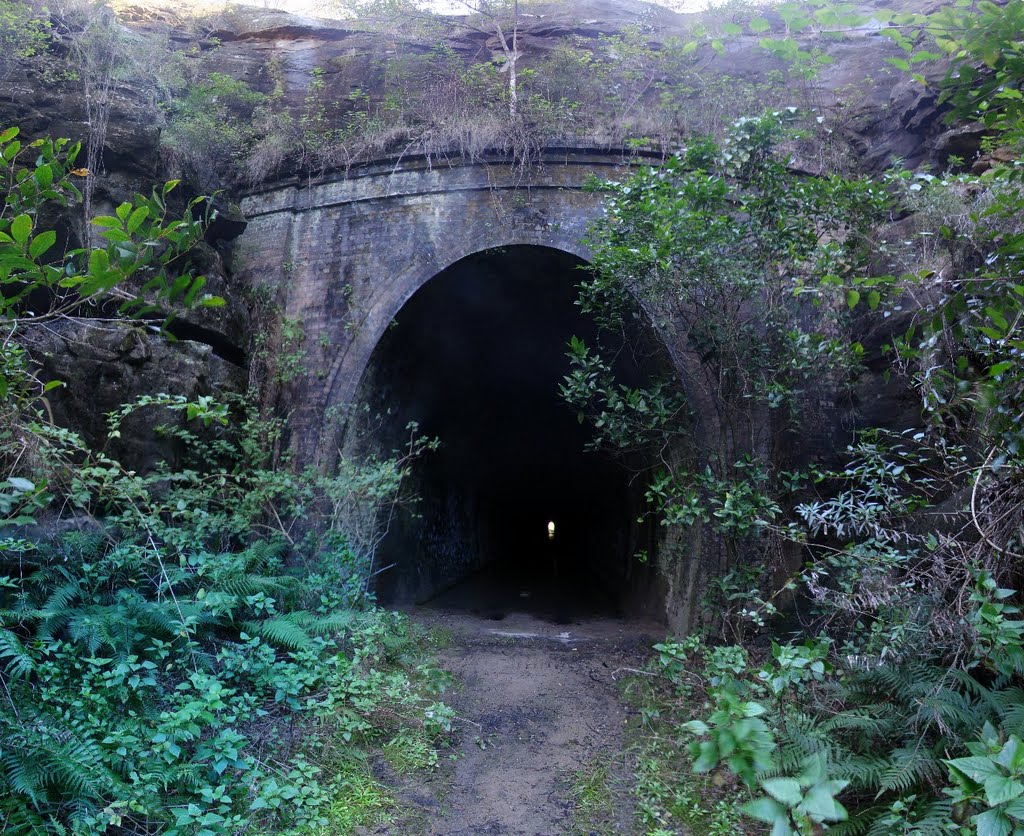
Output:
(4, 1), (1024, 834)
(0, 125), (448, 834)
(567, 2), (1024, 834)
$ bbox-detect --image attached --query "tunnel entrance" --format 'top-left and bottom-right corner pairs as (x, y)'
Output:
(354, 246), (664, 624)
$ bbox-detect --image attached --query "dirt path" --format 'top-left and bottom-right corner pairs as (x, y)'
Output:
(372, 609), (662, 836)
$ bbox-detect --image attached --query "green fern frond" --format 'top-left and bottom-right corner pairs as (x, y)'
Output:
(242, 618), (311, 650)
(219, 573), (290, 599)
(131, 597), (184, 640)
(830, 752), (889, 791)
(0, 802), (49, 835)
(38, 578), (83, 619)
(238, 539), (288, 574)
(992, 686), (1024, 737)
(0, 707), (121, 814)
(818, 708), (898, 738)
(284, 609), (354, 636)
(827, 807), (878, 836)
(66, 607), (108, 656)
(1, 746), (47, 804)
(56, 530), (107, 563)
(0, 628), (35, 679)
(876, 743), (943, 795)
(911, 798), (955, 834)
(47, 816), (69, 836)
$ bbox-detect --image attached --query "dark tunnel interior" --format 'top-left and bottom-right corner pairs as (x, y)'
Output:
(357, 246), (665, 624)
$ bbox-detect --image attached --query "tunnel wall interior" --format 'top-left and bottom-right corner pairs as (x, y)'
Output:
(350, 246), (670, 623)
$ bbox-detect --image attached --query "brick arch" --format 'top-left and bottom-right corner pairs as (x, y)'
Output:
(233, 150), (693, 467)
(233, 151), (723, 632)
(315, 235), (592, 462)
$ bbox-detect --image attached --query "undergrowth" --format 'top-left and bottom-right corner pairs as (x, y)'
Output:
(574, 4), (1024, 834)
(619, 650), (750, 836)
(0, 123), (451, 833)
(568, 752), (619, 835)
(0, 469), (454, 834)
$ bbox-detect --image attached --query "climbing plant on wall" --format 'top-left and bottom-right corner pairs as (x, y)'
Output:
(588, 2), (1024, 832)
(561, 109), (889, 571)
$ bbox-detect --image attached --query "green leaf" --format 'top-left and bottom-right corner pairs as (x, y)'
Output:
(948, 755), (1004, 783)
(99, 228), (130, 243)
(762, 777), (803, 806)
(0, 127), (19, 143)
(10, 215), (31, 247)
(183, 275), (207, 306)
(846, 289), (860, 309)
(996, 737), (1024, 772)
(34, 164), (53, 189)
(975, 808), (1013, 836)
(985, 775), (1024, 807)
(986, 306), (1010, 331)
(88, 248), (109, 276)
(867, 290), (881, 310)
(743, 796), (788, 824)
(800, 783), (848, 823)
(749, 17), (771, 34)
(989, 361), (1014, 378)
(28, 230), (56, 259)
(126, 206), (149, 234)
(692, 740), (719, 772)
(1003, 796), (1024, 819)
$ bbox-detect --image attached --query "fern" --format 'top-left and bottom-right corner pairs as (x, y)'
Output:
(238, 538), (288, 574)
(242, 617), (312, 650)
(991, 686), (1024, 737)
(133, 596), (187, 640)
(910, 798), (956, 835)
(286, 608), (354, 635)
(828, 808), (878, 836)
(56, 530), (107, 563)
(876, 743), (944, 795)
(0, 803), (49, 835)
(828, 752), (888, 792)
(0, 627), (34, 679)
(219, 571), (291, 599)
(0, 709), (121, 810)
(818, 708), (897, 737)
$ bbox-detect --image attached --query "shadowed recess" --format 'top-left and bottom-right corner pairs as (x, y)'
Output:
(355, 245), (664, 624)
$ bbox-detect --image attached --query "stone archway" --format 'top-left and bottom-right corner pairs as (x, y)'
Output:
(234, 151), (717, 629)
(233, 150), (661, 466)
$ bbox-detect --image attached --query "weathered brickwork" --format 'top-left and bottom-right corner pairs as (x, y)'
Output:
(235, 150), (731, 630)
(236, 150), (652, 465)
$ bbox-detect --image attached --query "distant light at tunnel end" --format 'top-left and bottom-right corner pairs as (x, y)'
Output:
(547, 520), (555, 540)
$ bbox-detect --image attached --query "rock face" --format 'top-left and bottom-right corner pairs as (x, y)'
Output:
(23, 320), (246, 472)
(187, 0), (964, 176)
